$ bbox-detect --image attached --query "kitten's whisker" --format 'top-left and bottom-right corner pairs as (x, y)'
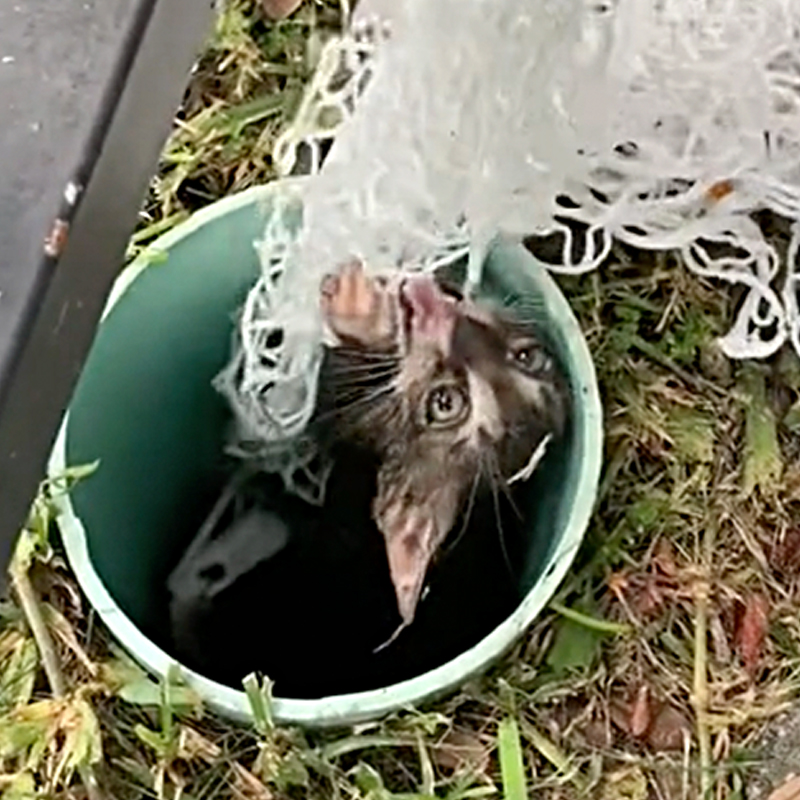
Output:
(313, 383), (396, 425)
(328, 382), (396, 399)
(335, 348), (401, 362)
(332, 384), (394, 412)
(327, 363), (400, 378)
(324, 363), (399, 377)
(330, 358), (401, 372)
(327, 377), (398, 402)
(501, 291), (519, 306)
(325, 388), (380, 406)
(506, 314), (542, 326)
(328, 355), (400, 367)
(506, 310), (543, 327)
(489, 463), (514, 581)
(483, 448), (523, 522)
(479, 452), (515, 580)
(506, 294), (545, 312)
(326, 374), (398, 390)
(442, 468), (481, 558)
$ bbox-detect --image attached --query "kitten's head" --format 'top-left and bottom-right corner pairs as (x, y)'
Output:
(317, 263), (568, 626)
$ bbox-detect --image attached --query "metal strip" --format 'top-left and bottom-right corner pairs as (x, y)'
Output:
(0, 0), (214, 589)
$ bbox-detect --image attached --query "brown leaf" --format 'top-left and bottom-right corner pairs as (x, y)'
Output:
(230, 764), (275, 800)
(178, 727), (273, 799)
(607, 542), (681, 620)
(769, 774), (800, 800)
(709, 610), (732, 666)
(630, 685), (651, 738)
(42, 603), (98, 678)
(261, 0), (304, 20)
(433, 729), (490, 776)
(580, 717), (614, 749)
(735, 593), (770, 677)
(633, 578), (668, 618)
(652, 539), (678, 578)
(178, 725), (220, 763)
(606, 571), (630, 602)
(646, 705), (691, 752)
(769, 529), (800, 576)
(609, 698), (631, 734)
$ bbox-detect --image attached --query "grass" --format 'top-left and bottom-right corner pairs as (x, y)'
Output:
(3, 1), (800, 798)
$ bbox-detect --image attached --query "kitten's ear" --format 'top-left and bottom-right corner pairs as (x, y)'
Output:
(373, 466), (462, 625)
(320, 259), (396, 347)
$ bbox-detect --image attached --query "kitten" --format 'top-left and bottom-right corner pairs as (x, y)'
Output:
(314, 259), (568, 632)
(166, 258), (570, 694)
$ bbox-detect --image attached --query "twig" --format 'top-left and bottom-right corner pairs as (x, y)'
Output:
(10, 544), (105, 800)
(319, 734), (417, 761)
(518, 718), (588, 795)
(631, 334), (727, 398)
(692, 520), (716, 799)
(596, 443), (630, 506)
(10, 553), (66, 697)
(550, 600), (632, 635)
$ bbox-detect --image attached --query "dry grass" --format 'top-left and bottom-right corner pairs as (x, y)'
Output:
(2, 2), (800, 798)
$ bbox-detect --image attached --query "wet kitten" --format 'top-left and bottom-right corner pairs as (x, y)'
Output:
(314, 259), (569, 632)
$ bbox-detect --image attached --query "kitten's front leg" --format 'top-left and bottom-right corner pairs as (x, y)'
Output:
(320, 259), (397, 348)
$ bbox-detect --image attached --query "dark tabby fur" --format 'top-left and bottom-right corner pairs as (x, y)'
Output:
(314, 259), (568, 632)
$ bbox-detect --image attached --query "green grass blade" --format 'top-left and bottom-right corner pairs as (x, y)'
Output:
(242, 672), (275, 737)
(497, 716), (526, 800)
(550, 600), (632, 635)
(741, 363), (783, 495)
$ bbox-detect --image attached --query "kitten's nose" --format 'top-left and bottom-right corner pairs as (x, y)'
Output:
(400, 276), (456, 349)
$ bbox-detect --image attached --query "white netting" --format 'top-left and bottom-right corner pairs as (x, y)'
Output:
(217, 0), (800, 494)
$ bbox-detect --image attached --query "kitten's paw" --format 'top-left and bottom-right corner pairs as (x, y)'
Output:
(320, 259), (396, 347)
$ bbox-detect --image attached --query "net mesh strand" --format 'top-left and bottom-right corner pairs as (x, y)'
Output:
(217, 0), (800, 500)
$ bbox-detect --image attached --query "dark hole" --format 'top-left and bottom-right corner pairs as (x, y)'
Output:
(663, 178), (695, 198)
(694, 237), (751, 262)
(305, 455), (322, 476)
(258, 355), (278, 370)
(199, 563), (225, 584)
(257, 382), (275, 400)
(265, 328), (284, 350)
(524, 231), (567, 266)
(614, 141), (639, 158)
(290, 467), (313, 494)
(556, 216), (592, 266)
(589, 188), (609, 204)
(290, 138), (334, 176)
(357, 69), (373, 97)
(233, 361), (245, 386)
(555, 194), (581, 210)
(762, 317), (779, 343)
(438, 281), (464, 301)
(623, 225), (648, 238)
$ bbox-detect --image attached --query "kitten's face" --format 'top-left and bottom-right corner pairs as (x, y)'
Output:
(318, 261), (568, 627)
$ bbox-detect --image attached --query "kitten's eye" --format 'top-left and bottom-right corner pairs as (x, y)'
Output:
(509, 341), (549, 373)
(425, 384), (469, 427)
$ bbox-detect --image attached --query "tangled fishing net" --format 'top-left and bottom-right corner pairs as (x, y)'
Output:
(216, 0), (800, 501)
